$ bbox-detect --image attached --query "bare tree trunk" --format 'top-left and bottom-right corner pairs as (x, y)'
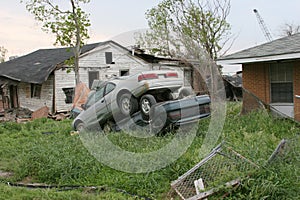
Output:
(71, 0), (82, 85)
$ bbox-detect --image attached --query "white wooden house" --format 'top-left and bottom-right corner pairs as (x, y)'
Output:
(0, 40), (195, 114)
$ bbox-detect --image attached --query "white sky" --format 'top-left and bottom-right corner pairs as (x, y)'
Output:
(0, 0), (300, 73)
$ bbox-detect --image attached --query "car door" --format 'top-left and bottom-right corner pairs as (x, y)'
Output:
(93, 85), (108, 124)
(94, 82), (116, 124)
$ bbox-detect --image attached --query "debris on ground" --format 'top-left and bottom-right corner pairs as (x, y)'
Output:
(171, 137), (299, 200)
(50, 112), (70, 121)
(0, 106), (71, 123)
(70, 131), (79, 136)
(0, 107), (32, 122)
(171, 142), (259, 200)
(0, 170), (14, 178)
(31, 106), (49, 120)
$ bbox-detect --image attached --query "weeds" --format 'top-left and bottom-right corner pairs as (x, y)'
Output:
(0, 103), (299, 199)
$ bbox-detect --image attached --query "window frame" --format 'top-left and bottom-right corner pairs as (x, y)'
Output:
(105, 52), (113, 64)
(270, 63), (293, 103)
(88, 71), (99, 89)
(31, 83), (42, 99)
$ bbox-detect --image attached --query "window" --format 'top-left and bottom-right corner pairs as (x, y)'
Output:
(104, 83), (116, 95)
(62, 88), (75, 104)
(270, 63), (293, 103)
(120, 69), (129, 76)
(105, 52), (113, 64)
(31, 84), (41, 98)
(85, 86), (105, 109)
(88, 71), (99, 89)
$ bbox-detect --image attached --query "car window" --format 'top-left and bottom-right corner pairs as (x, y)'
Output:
(105, 82), (116, 95)
(84, 86), (105, 109)
(94, 86), (105, 102)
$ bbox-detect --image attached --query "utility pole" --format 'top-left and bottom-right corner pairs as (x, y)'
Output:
(253, 9), (273, 42)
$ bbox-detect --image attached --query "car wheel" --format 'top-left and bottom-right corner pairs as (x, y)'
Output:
(75, 121), (85, 132)
(118, 93), (138, 116)
(140, 94), (157, 120)
(178, 87), (193, 99)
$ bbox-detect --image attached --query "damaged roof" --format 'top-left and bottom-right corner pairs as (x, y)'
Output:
(0, 42), (104, 84)
(223, 72), (242, 88)
(217, 33), (300, 64)
(0, 40), (186, 84)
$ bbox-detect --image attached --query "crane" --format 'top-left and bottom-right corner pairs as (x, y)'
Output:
(253, 9), (273, 42)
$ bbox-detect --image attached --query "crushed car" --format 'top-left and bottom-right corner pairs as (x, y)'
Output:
(72, 70), (183, 131)
(149, 95), (210, 133)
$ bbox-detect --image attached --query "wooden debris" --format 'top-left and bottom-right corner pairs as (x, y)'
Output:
(31, 106), (49, 120)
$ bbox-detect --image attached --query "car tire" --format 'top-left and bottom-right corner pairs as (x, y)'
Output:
(140, 94), (157, 121)
(178, 87), (193, 99)
(75, 121), (85, 132)
(118, 93), (138, 116)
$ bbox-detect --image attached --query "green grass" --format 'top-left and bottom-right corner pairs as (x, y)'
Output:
(0, 102), (299, 199)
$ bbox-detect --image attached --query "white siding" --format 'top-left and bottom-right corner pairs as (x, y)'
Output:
(23, 41), (187, 114)
(18, 75), (54, 112)
(54, 69), (76, 112)
(53, 42), (154, 113)
(78, 43), (152, 86)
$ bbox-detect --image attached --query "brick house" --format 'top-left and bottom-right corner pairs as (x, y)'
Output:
(217, 33), (300, 121)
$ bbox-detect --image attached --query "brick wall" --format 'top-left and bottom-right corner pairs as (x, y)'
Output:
(294, 63), (300, 121)
(242, 63), (270, 114)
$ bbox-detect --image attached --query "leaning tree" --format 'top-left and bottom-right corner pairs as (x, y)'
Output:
(21, 0), (91, 84)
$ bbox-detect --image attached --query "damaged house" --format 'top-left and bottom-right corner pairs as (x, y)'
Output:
(218, 33), (300, 121)
(0, 40), (205, 115)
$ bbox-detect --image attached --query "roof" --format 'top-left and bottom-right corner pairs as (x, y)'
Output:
(217, 33), (300, 64)
(0, 40), (186, 84)
(223, 72), (242, 88)
(0, 41), (122, 84)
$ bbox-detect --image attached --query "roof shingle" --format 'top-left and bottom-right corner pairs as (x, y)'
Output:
(0, 43), (101, 84)
(218, 33), (300, 61)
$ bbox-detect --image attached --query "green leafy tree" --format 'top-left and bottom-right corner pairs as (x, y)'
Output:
(21, 0), (91, 84)
(136, 0), (232, 60)
(0, 46), (7, 63)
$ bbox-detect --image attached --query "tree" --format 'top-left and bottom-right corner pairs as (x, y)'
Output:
(0, 46), (7, 63)
(21, 0), (91, 84)
(279, 22), (300, 37)
(136, 0), (232, 60)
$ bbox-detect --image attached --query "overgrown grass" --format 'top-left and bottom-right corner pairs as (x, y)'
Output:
(0, 102), (299, 199)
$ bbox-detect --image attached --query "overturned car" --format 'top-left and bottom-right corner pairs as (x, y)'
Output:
(72, 70), (210, 133)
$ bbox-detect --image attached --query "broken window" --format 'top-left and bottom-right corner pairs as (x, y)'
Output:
(119, 69), (129, 76)
(105, 52), (113, 64)
(31, 84), (41, 99)
(62, 88), (75, 104)
(88, 71), (99, 89)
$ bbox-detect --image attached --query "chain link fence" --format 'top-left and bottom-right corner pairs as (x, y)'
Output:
(171, 142), (259, 200)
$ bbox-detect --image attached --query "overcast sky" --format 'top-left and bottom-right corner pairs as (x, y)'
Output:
(0, 0), (300, 72)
